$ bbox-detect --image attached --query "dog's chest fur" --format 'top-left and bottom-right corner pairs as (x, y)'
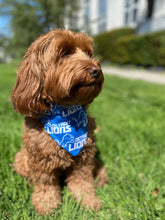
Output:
(22, 115), (97, 172)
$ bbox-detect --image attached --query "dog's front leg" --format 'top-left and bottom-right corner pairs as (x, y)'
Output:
(30, 170), (62, 215)
(66, 165), (101, 210)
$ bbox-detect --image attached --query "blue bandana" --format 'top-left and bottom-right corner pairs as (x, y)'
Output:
(40, 103), (88, 156)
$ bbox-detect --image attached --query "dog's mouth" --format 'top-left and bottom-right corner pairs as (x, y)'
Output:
(72, 79), (101, 92)
(70, 77), (103, 98)
(79, 81), (97, 88)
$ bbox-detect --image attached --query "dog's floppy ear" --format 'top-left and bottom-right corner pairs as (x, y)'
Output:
(12, 47), (49, 117)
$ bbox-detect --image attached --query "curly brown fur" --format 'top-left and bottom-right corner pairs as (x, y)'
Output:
(12, 29), (107, 215)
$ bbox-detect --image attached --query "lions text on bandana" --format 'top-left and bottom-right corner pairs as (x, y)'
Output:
(40, 103), (88, 156)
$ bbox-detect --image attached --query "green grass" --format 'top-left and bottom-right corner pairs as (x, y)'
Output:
(1, 61), (165, 219)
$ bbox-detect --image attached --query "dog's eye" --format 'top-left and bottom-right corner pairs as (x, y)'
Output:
(86, 51), (92, 57)
(63, 50), (70, 57)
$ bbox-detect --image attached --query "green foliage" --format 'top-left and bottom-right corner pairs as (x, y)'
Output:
(10, 1), (43, 57)
(94, 29), (165, 66)
(94, 28), (134, 61)
(112, 31), (165, 66)
(1, 61), (165, 219)
(0, 0), (79, 57)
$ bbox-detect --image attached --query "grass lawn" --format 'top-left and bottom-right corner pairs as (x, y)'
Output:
(1, 61), (165, 219)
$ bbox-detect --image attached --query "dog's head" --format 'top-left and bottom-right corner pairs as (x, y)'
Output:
(12, 29), (104, 117)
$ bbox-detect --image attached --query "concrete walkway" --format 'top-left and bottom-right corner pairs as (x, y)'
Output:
(102, 66), (165, 85)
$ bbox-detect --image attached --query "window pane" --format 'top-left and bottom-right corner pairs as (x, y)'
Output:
(85, 0), (90, 23)
(98, 0), (106, 16)
(125, 0), (129, 7)
(125, 12), (129, 24)
(133, 8), (137, 22)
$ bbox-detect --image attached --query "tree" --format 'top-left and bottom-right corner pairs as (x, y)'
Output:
(0, 0), (80, 57)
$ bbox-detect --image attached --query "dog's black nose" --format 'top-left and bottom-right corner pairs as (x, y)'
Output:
(88, 66), (101, 79)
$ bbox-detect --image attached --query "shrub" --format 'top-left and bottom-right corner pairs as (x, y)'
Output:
(94, 28), (135, 61)
(94, 29), (165, 66)
(114, 31), (165, 66)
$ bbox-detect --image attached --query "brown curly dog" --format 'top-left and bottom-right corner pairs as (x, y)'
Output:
(12, 29), (108, 215)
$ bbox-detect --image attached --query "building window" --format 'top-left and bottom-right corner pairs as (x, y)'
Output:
(85, 0), (90, 23)
(125, 0), (130, 7)
(133, 8), (137, 22)
(98, 0), (107, 32)
(98, 0), (106, 16)
(125, 12), (129, 24)
(98, 21), (106, 33)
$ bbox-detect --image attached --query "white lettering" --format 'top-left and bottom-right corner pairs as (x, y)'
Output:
(47, 125), (71, 134)
(65, 125), (71, 133)
(61, 106), (82, 117)
(69, 144), (74, 151)
(68, 139), (86, 151)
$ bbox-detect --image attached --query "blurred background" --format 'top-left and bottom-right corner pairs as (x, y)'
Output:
(1, 2), (165, 218)
(0, 0), (165, 67)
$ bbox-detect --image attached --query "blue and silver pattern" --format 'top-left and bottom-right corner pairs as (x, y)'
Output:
(40, 103), (88, 156)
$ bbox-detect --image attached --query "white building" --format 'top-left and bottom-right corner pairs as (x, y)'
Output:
(138, 0), (165, 34)
(154, 0), (165, 18)
(65, 0), (165, 35)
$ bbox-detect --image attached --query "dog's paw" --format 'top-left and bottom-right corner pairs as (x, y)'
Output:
(14, 148), (29, 178)
(88, 197), (101, 210)
(93, 160), (108, 188)
(81, 196), (101, 210)
(96, 166), (108, 188)
(32, 199), (60, 215)
(31, 185), (61, 215)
